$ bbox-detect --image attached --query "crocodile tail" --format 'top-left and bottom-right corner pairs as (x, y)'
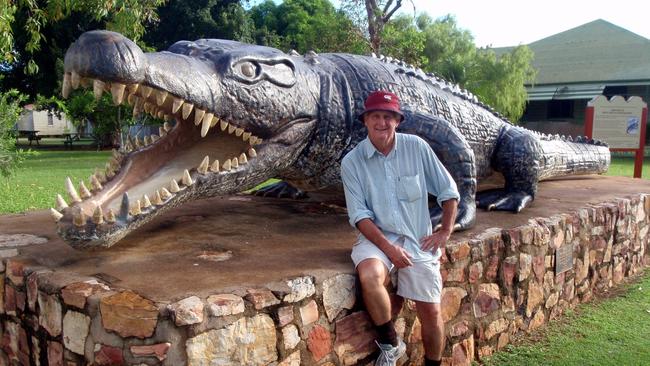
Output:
(537, 134), (611, 181)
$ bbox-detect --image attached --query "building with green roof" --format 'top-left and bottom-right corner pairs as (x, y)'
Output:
(498, 19), (650, 139)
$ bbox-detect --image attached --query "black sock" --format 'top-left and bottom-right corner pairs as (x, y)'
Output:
(424, 357), (441, 366)
(376, 320), (398, 346)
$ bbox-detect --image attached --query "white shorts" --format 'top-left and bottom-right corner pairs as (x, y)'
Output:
(351, 240), (442, 303)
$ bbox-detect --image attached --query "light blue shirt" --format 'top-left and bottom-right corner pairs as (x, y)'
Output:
(341, 133), (460, 263)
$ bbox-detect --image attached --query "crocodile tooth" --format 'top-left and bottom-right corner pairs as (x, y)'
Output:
(106, 209), (116, 223)
(239, 153), (247, 164)
(242, 132), (251, 141)
(105, 163), (115, 179)
(182, 103), (194, 120)
(79, 181), (92, 199)
(201, 113), (213, 137)
(62, 73), (71, 98)
(95, 168), (107, 183)
(65, 177), (82, 203)
(93, 79), (106, 100)
(160, 188), (172, 200)
(127, 93), (136, 105)
(248, 136), (257, 145)
(118, 192), (130, 220)
(164, 114), (171, 122)
(56, 194), (68, 210)
(197, 156), (209, 174)
(172, 97), (184, 114)
(90, 174), (103, 191)
(235, 128), (244, 137)
(132, 105), (142, 118)
(112, 148), (121, 160)
(123, 139), (133, 152)
(232, 157), (239, 168)
(163, 122), (172, 132)
(140, 86), (153, 99)
(50, 208), (63, 222)
(210, 116), (219, 127)
(159, 127), (166, 136)
(228, 125), (236, 134)
(157, 110), (165, 119)
(151, 134), (159, 143)
(131, 200), (142, 215)
(222, 159), (231, 171)
(255, 138), (263, 145)
(73, 209), (86, 227)
(111, 83), (126, 105)
(182, 169), (193, 186)
(135, 136), (143, 149)
(127, 83), (140, 95)
(92, 205), (104, 224)
(153, 191), (163, 205)
(169, 179), (181, 193)
(156, 90), (168, 106)
(142, 194), (152, 208)
(209, 160), (220, 173)
(248, 147), (257, 158)
(194, 108), (205, 126)
(144, 102), (153, 114)
(143, 135), (151, 146)
(220, 120), (228, 131)
(71, 72), (81, 89)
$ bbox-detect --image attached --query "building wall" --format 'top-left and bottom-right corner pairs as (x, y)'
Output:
(16, 110), (77, 135)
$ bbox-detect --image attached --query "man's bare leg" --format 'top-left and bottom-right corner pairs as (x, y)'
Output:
(415, 301), (444, 362)
(357, 258), (392, 324)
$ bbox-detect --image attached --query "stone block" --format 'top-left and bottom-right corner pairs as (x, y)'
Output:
(206, 294), (244, 317)
(299, 300), (319, 326)
(334, 311), (377, 366)
(451, 337), (474, 366)
(278, 351), (301, 366)
(447, 242), (471, 262)
(532, 255), (545, 283)
(4, 321), (29, 365)
(99, 291), (158, 339)
(61, 281), (109, 310)
(519, 253), (532, 281)
(545, 292), (559, 309)
(282, 324), (300, 351)
(186, 314), (277, 366)
(501, 256), (518, 289)
(38, 291), (62, 337)
(62, 311), (91, 355)
(307, 324), (332, 362)
(279, 276), (315, 303)
(5, 259), (25, 286)
(26, 272), (39, 312)
(322, 274), (356, 322)
(528, 310), (545, 332)
(446, 266), (466, 282)
(130, 343), (171, 361)
(483, 318), (508, 340)
(277, 305), (294, 327)
(468, 261), (483, 284)
(5, 284), (15, 316)
(484, 255), (499, 281)
(47, 341), (64, 366)
(440, 287), (467, 322)
(526, 281), (543, 317)
(94, 344), (124, 366)
(448, 320), (469, 338)
(245, 288), (280, 310)
(168, 296), (204, 326)
(473, 283), (500, 318)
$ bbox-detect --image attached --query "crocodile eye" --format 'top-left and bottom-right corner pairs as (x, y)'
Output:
(240, 62), (255, 77)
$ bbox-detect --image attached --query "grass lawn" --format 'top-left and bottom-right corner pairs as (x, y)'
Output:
(481, 270), (650, 366)
(0, 150), (110, 213)
(607, 156), (650, 179)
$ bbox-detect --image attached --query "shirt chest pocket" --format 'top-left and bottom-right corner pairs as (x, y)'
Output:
(398, 174), (422, 202)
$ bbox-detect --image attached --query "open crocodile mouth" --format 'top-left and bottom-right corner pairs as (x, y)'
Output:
(51, 73), (269, 248)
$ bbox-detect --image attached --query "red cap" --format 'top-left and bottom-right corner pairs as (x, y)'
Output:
(359, 90), (404, 121)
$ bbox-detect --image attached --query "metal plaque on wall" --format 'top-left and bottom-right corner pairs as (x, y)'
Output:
(555, 245), (574, 274)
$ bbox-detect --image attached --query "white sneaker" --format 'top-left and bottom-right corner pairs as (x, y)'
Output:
(375, 339), (406, 366)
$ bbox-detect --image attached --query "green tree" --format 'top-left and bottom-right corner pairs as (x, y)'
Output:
(340, 0), (410, 54)
(0, 87), (27, 177)
(380, 14), (426, 66)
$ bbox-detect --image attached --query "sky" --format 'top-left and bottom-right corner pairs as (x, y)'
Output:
(401, 0), (650, 48)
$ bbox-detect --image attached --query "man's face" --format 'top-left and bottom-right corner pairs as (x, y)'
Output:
(363, 110), (400, 149)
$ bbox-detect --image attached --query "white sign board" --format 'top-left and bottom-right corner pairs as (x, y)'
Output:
(589, 95), (646, 149)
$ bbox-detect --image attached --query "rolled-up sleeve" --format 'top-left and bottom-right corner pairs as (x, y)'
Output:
(421, 142), (460, 206)
(341, 156), (375, 227)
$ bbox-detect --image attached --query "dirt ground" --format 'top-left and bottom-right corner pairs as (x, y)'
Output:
(0, 175), (647, 302)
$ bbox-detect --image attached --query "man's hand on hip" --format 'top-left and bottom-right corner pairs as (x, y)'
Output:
(420, 228), (452, 253)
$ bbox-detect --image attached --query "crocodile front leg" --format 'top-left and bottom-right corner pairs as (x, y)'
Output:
(399, 113), (477, 231)
(477, 126), (540, 212)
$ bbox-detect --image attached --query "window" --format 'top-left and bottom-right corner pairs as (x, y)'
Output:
(546, 100), (573, 119)
(47, 112), (54, 126)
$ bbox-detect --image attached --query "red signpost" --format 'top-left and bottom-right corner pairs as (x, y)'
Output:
(585, 95), (647, 178)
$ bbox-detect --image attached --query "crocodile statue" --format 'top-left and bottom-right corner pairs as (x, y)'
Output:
(52, 30), (610, 249)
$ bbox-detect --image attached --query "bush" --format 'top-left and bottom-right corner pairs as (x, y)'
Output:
(0, 88), (26, 177)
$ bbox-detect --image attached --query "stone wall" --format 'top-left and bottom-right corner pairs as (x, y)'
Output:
(1, 194), (648, 365)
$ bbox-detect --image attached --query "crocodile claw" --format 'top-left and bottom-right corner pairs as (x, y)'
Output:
(476, 189), (533, 213)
